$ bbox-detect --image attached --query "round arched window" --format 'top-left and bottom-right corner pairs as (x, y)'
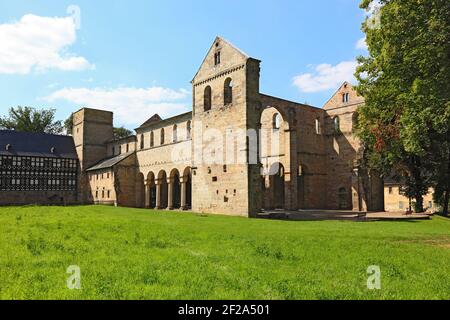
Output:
(204, 86), (212, 112)
(273, 113), (282, 130)
(333, 116), (340, 132)
(224, 78), (233, 105)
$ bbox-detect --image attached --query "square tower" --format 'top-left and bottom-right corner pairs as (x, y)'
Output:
(72, 108), (114, 202)
(190, 37), (262, 217)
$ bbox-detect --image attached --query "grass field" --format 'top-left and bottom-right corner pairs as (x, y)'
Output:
(0, 205), (449, 300)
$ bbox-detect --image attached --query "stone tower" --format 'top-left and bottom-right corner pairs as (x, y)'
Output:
(323, 82), (384, 212)
(191, 37), (262, 217)
(72, 108), (114, 203)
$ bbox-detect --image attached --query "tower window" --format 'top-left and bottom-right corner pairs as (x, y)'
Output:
(224, 78), (233, 105)
(140, 134), (144, 149)
(273, 113), (282, 130)
(204, 86), (212, 112)
(214, 51), (221, 65)
(315, 118), (321, 135)
(150, 131), (154, 147)
(343, 93), (350, 103)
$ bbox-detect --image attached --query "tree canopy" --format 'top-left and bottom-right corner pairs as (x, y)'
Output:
(113, 127), (133, 140)
(0, 106), (64, 134)
(355, 0), (450, 214)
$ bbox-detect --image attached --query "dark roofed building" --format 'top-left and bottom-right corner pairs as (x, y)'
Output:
(0, 130), (79, 205)
(0, 130), (78, 159)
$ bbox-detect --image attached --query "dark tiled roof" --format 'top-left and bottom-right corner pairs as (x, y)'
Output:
(139, 114), (162, 128)
(136, 112), (192, 131)
(0, 130), (78, 159)
(86, 152), (134, 171)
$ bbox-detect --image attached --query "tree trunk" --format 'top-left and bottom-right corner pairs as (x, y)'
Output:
(443, 188), (449, 217)
(444, 153), (450, 216)
(414, 194), (424, 213)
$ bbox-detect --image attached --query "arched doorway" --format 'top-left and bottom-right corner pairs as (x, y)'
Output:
(170, 169), (181, 209)
(157, 170), (168, 209)
(137, 173), (145, 208)
(147, 172), (156, 209)
(260, 107), (290, 212)
(338, 187), (348, 210)
(183, 167), (192, 210)
(269, 162), (285, 209)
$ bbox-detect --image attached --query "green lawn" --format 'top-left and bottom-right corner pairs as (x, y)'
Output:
(0, 205), (449, 300)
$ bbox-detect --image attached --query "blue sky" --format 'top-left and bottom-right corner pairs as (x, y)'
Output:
(0, 0), (368, 129)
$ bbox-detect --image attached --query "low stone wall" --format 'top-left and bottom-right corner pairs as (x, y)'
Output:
(0, 191), (78, 206)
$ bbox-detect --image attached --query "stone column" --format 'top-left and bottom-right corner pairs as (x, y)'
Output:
(144, 182), (150, 208)
(180, 176), (187, 210)
(352, 168), (361, 212)
(286, 126), (298, 211)
(167, 177), (174, 210)
(359, 175), (368, 212)
(155, 180), (161, 209)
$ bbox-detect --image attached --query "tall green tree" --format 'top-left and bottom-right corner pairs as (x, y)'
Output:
(113, 127), (132, 140)
(0, 106), (64, 134)
(355, 0), (450, 214)
(64, 114), (74, 135)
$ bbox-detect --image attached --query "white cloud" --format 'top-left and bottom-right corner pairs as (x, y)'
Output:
(356, 37), (367, 50)
(0, 14), (93, 74)
(44, 86), (190, 126)
(292, 61), (357, 93)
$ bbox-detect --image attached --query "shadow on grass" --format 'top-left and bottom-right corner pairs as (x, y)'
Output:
(256, 210), (430, 223)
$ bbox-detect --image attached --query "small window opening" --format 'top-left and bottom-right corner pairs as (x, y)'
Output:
(333, 117), (340, 132)
(214, 51), (221, 65)
(343, 93), (350, 103)
(273, 113), (282, 130)
(224, 78), (233, 105)
(173, 124), (178, 143)
(204, 86), (212, 112)
(160, 128), (165, 145)
(315, 118), (321, 135)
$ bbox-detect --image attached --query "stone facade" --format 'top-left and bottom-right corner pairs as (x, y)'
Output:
(323, 82), (384, 212)
(68, 37), (388, 217)
(384, 185), (436, 213)
(72, 108), (113, 203)
(1, 37), (435, 213)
